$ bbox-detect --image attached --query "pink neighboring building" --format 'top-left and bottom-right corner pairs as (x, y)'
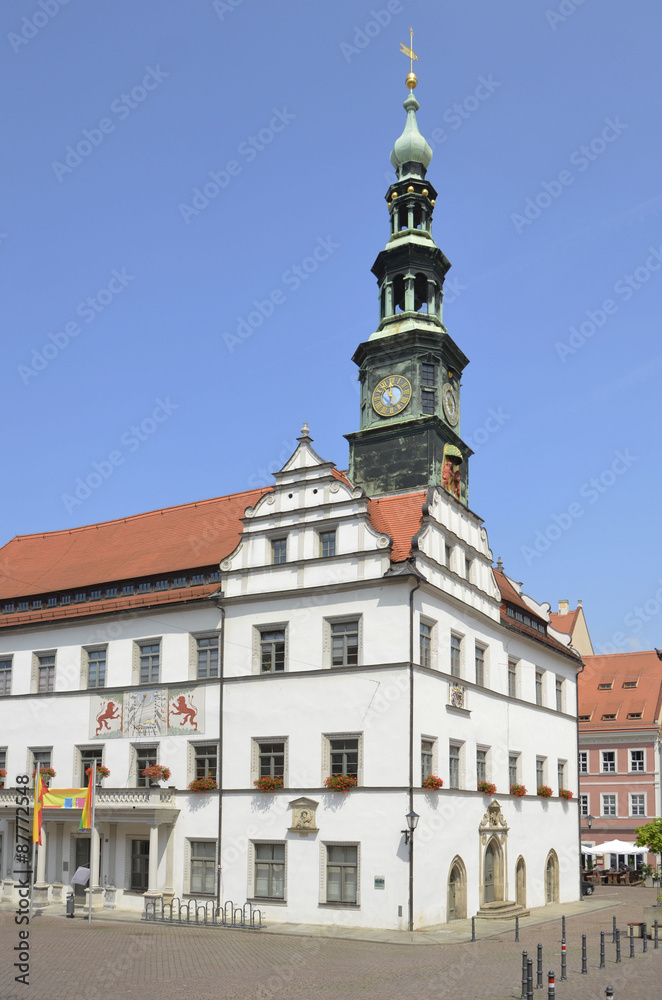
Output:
(578, 650), (662, 865)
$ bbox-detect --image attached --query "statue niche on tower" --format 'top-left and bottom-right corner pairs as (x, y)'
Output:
(442, 446), (463, 501)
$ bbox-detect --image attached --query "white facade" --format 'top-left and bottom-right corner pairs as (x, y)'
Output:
(0, 434), (581, 927)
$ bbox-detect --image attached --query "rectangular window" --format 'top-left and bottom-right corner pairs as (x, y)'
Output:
(476, 748), (487, 783)
(194, 744), (217, 780)
(450, 634), (462, 678)
(578, 751), (588, 774)
(329, 737), (358, 777)
(475, 646), (485, 686)
(508, 659), (517, 698)
(579, 794), (589, 817)
(555, 677), (563, 712)
(445, 543), (453, 570)
(37, 653), (55, 693)
(255, 843), (285, 899)
(449, 743), (461, 789)
(601, 751), (616, 773)
(79, 747), (103, 785)
(31, 748), (52, 774)
(421, 362), (436, 386)
(258, 741), (285, 779)
(630, 749), (645, 772)
(139, 642), (160, 685)
(272, 538), (287, 565)
(421, 391), (435, 415)
(0, 658), (11, 696)
(420, 622), (432, 668)
(190, 841), (216, 895)
(331, 620), (359, 668)
(465, 557), (473, 581)
(602, 794), (617, 817)
(320, 531), (336, 558)
(196, 635), (219, 679)
(86, 648), (107, 689)
(535, 671), (543, 706)
(326, 845), (357, 904)
(630, 793), (646, 817)
(508, 753), (519, 786)
(136, 745), (158, 787)
(557, 760), (566, 790)
(536, 757), (545, 787)
(421, 739), (434, 782)
(260, 629), (285, 673)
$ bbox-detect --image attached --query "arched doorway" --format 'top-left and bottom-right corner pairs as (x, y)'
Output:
(515, 856), (526, 908)
(484, 837), (503, 904)
(545, 850), (559, 903)
(447, 857), (467, 921)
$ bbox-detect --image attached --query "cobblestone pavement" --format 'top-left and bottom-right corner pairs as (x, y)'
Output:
(1, 887), (661, 1000)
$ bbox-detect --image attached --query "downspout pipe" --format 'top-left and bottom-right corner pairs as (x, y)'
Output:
(214, 602), (225, 916)
(408, 573), (421, 932)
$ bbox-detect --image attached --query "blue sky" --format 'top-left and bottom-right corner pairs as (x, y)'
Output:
(2, 0), (661, 655)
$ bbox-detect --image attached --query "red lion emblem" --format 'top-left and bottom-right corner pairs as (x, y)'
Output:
(170, 695), (198, 730)
(95, 701), (120, 735)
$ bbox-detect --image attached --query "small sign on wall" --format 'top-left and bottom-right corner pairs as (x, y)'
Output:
(374, 876), (385, 890)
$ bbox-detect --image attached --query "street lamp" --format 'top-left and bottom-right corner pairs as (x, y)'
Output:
(402, 809), (419, 845)
(586, 814), (594, 830)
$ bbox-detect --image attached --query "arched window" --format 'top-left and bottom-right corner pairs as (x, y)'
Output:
(447, 856), (467, 921)
(545, 850), (559, 903)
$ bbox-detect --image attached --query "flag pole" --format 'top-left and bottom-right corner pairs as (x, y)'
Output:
(88, 762), (96, 925)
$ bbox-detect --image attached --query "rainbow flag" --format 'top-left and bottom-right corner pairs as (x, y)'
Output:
(32, 775), (47, 844)
(79, 775), (94, 832)
(42, 788), (87, 810)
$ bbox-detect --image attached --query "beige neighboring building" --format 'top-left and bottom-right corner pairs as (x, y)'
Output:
(549, 601), (594, 657)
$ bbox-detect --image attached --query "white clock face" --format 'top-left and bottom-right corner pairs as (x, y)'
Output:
(442, 383), (459, 426)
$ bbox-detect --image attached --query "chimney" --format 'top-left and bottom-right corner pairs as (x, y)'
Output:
(558, 600), (569, 616)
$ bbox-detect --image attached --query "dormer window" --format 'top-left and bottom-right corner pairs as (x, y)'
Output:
(598, 682), (613, 690)
(272, 538), (287, 565)
(622, 680), (637, 688)
(601, 713), (616, 721)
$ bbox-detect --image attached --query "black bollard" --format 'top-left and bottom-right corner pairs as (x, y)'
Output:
(655, 919), (659, 949)
(629, 924), (634, 959)
(527, 957), (533, 1000)
(600, 929), (605, 968)
(605, 988), (614, 999)
(516, 914), (520, 942)
(643, 922), (647, 953)
(471, 915), (476, 942)
(616, 928), (621, 963)
(561, 915), (566, 941)
(612, 914), (617, 943)
(560, 939), (567, 981)
(581, 933), (587, 973)
(537, 943), (543, 989)
(521, 950), (528, 999)
(547, 970), (555, 1000)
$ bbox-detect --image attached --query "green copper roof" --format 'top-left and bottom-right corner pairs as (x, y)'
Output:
(389, 92), (433, 175)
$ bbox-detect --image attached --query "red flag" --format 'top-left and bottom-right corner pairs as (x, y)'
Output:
(32, 775), (46, 845)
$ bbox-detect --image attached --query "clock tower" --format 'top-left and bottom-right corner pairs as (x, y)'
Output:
(346, 70), (472, 506)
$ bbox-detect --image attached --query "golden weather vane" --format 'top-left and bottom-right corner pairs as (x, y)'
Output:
(399, 26), (418, 89)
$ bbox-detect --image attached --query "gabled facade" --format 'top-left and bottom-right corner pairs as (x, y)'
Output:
(0, 68), (582, 928)
(550, 600), (594, 658)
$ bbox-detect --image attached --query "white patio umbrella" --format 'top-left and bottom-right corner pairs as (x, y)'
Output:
(591, 839), (648, 854)
(580, 844), (596, 854)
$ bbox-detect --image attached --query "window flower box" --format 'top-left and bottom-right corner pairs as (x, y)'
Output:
(0, 768), (6, 788)
(537, 785), (553, 798)
(477, 781), (497, 795)
(510, 783), (527, 797)
(324, 774), (357, 793)
(253, 775), (283, 792)
(422, 775), (444, 791)
(86, 765), (111, 781)
(189, 776), (218, 793)
(141, 764), (171, 783)
(559, 788), (573, 800)
(33, 767), (56, 783)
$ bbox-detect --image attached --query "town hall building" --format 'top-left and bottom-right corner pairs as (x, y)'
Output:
(0, 68), (582, 929)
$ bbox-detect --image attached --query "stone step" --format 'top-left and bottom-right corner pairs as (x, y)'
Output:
(475, 901), (530, 921)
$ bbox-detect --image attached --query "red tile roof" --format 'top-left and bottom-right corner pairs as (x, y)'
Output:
(493, 569), (579, 661)
(579, 650), (662, 731)
(549, 608), (580, 635)
(368, 492), (426, 562)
